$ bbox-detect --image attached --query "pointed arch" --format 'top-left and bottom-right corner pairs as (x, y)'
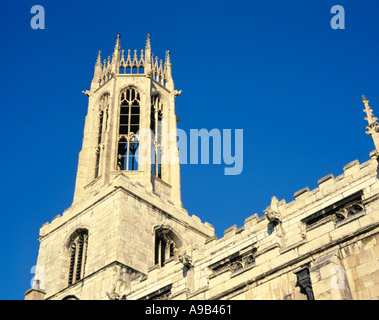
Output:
(66, 228), (89, 285)
(151, 94), (164, 178)
(94, 93), (110, 178)
(154, 226), (183, 267)
(118, 86), (141, 171)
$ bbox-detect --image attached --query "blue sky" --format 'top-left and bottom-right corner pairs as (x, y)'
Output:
(0, 0), (378, 299)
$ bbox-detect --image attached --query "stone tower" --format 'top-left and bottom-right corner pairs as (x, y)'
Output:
(74, 34), (183, 207)
(25, 35), (379, 301)
(25, 35), (214, 300)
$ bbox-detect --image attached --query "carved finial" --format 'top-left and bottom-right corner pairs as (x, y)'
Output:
(363, 95), (379, 140)
(96, 50), (102, 65)
(91, 50), (103, 91)
(115, 34), (121, 49)
(133, 49), (138, 64)
(111, 34), (121, 74)
(146, 34), (151, 51)
(363, 95), (378, 127)
(144, 34), (152, 68)
(362, 95), (379, 151)
(165, 50), (171, 64)
(139, 49), (144, 65)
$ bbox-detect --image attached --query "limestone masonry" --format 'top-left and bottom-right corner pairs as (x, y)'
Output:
(25, 35), (379, 300)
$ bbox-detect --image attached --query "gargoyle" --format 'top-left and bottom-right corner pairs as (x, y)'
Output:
(173, 89), (182, 97)
(178, 254), (193, 268)
(264, 207), (281, 224)
(264, 196), (282, 224)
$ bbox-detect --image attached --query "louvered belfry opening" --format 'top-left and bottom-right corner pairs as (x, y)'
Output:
(68, 229), (88, 286)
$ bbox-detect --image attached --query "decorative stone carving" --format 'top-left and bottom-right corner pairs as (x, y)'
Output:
(145, 69), (154, 79)
(303, 192), (365, 227)
(173, 89), (182, 97)
(264, 207), (281, 223)
(209, 247), (257, 275)
(264, 196), (282, 224)
(106, 287), (121, 300)
(363, 95), (379, 134)
(333, 201), (364, 223)
(229, 253), (255, 272)
(106, 266), (142, 300)
(178, 254), (193, 268)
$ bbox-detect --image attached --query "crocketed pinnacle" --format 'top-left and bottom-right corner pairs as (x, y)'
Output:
(363, 95), (379, 152)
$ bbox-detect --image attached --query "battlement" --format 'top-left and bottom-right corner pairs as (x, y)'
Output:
(215, 151), (379, 247)
(109, 150), (379, 301)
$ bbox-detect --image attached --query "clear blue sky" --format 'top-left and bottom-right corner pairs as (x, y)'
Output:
(0, 0), (378, 300)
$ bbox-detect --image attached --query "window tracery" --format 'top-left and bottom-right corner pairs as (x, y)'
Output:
(117, 87), (140, 171)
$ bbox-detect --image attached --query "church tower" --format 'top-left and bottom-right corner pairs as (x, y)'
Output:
(25, 35), (214, 300)
(74, 34), (183, 207)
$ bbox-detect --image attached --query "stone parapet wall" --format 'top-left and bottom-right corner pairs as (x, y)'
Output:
(118, 155), (379, 300)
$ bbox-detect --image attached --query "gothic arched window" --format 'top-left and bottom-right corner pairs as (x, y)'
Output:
(118, 87), (140, 171)
(151, 95), (163, 178)
(95, 94), (109, 178)
(154, 227), (182, 267)
(67, 229), (88, 286)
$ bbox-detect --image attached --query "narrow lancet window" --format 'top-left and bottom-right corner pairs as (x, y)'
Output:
(151, 95), (163, 178)
(98, 111), (104, 144)
(117, 87), (140, 171)
(95, 94), (109, 178)
(94, 147), (100, 179)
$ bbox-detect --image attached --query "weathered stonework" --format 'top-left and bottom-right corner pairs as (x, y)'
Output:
(25, 35), (379, 300)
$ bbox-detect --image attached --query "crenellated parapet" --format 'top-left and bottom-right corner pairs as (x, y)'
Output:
(121, 148), (379, 300)
(138, 97), (379, 300)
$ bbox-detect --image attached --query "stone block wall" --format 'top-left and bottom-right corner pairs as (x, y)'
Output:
(27, 153), (379, 300)
(31, 172), (214, 300)
(116, 154), (379, 300)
